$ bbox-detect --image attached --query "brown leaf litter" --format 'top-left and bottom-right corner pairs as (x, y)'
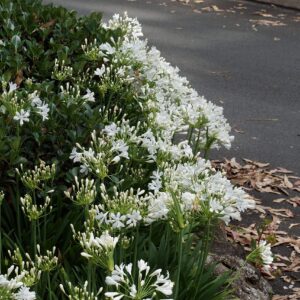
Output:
(212, 158), (299, 195)
(213, 158), (300, 296)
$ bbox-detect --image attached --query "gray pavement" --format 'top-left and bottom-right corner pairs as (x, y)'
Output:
(43, 0), (300, 176)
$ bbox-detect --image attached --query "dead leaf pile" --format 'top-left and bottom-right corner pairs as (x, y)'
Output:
(272, 288), (300, 300)
(212, 158), (300, 195)
(213, 158), (300, 294)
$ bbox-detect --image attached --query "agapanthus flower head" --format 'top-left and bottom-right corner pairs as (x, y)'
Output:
(103, 12), (143, 40)
(20, 194), (52, 221)
(35, 244), (58, 272)
(72, 227), (119, 272)
(8, 248), (42, 287)
(105, 259), (174, 299)
(65, 176), (96, 206)
(246, 240), (274, 272)
(257, 240), (273, 271)
(14, 286), (36, 300)
(16, 160), (56, 191)
(0, 266), (36, 300)
(13, 109), (30, 126)
(94, 185), (147, 230)
(52, 58), (73, 81)
(60, 281), (103, 300)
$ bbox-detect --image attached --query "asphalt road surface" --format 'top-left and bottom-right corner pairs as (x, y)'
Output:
(43, 0), (300, 176)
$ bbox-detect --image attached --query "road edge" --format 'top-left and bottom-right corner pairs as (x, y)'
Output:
(252, 0), (300, 10)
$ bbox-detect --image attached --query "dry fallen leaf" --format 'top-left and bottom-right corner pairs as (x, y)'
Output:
(201, 6), (212, 12)
(284, 175), (294, 189)
(275, 237), (300, 254)
(193, 9), (202, 14)
(249, 19), (286, 27)
(15, 69), (23, 86)
(289, 223), (300, 229)
(283, 251), (300, 272)
(260, 207), (294, 218)
(212, 5), (223, 12)
(254, 11), (275, 18)
(40, 19), (56, 29)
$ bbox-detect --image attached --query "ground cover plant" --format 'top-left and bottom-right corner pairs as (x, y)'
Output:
(0, 0), (272, 299)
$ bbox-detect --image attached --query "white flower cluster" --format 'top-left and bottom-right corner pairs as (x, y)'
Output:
(257, 240), (273, 271)
(94, 185), (147, 230)
(60, 281), (103, 300)
(70, 124), (137, 177)
(105, 259), (173, 299)
(67, 13), (255, 230)
(103, 12), (143, 40)
(72, 228), (119, 271)
(8, 245), (59, 287)
(102, 13), (234, 151)
(147, 159), (255, 225)
(20, 194), (52, 221)
(1, 86), (50, 126)
(29, 91), (50, 121)
(0, 266), (36, 300)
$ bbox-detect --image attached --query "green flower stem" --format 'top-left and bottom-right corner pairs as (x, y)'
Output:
(16, 178), (22, 241)
(0, 205), (2, 273)
(32, 220), (37, 257)
(47, 272), (52, 300)
(32, 191), (40, 251)
(193, 218), (211, 300)
(187, 126), (194, 146)
(43, 214), (47, 248)
(133, 226), (139, 280)
(174, 230), (183, 299)
(88, 261), (92, 294)
(193, 128), (202, 156)
(15, 125), (22, 241)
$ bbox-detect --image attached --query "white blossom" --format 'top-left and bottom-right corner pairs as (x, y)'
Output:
(13, 109), (30, 126)
(258, 240), (273, 271)
(82, 89), (95, 102)
(14, 286), (36, 300)
(95, 65), (106, 77)
(105, 260), (173, 299)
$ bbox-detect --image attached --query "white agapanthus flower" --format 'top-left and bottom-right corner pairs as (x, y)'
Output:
(13, 109), (30, 126)
(73, 229), (119, 272)
(8, 82), (17, 94)
(94, 65), (106, 77)
(111, 139), (129, 159)
(145, 192), (171, 224)
(94, 186), (147, 229)
(82, 89), (95, 102)
(69, 147), (82, 163)
(36, 102), (50, 121)
(105, 259), (173, 299)
(103, 12), (143, 40)
(0, 267), (36, 300)
(103, 123), (120, 137)
(99, 42), (116, 55)
(258, 240), (273, 271)
(14, 286), (36, 300)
